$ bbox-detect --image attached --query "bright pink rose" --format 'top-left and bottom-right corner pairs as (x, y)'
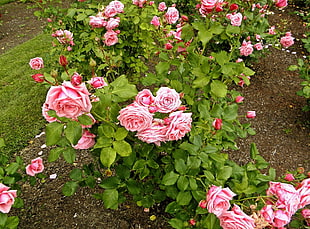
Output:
(136, 120), (168, 146)
(227, 12), (242, 26)
(106, 17), (120, 30)
(219, 205), (255, 229)
(154, 87), (182, 113)
(297, 178), (310, 209)
(43, 81), (92, 120)
(275, 0), (287, 8)
(212, 118), (223, 130)
(235, 96), (244, 103)
(246, 111), (256, 118)
(26, 157), (44, 176)
(201, 0), (218, 10)
(90, 77), (108, 89)
(302, 209), (310, 226)
(89, 16), (106, 28)
(71, 72), (83, 87)
(0, 184), (17, 213)
(260, 205), (274, 223)
(254, 43), (263, 50)
(73, 130), (96, 149)
(280, 32), (294, 48)
(189, 219), (196, 226)
(239, 41), (253, 56)
(165, 43), (173, 50)
(103, 30), (119, 46)
(32, 73), (45, 83)
(284, 173), (295, 181)
(158, 2), (167, 11)
(229, 3), (238, 11)
(135, 89), (155, 107)
(165, 111), (192, 141)
(199, 199), (207, 208)
(109, 0), (124, 13)
(29, 57), (44, 70)
(118, 103), (153, 132)
(59, 55), (68, 67)
(165, 7), (179, 24)
(272, 210), (290, 228)
(151, 16), (160, 27)
(206, 185), (236, 217)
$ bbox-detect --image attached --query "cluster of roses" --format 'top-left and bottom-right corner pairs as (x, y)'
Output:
(51, 29), (75, 51)
(88, 0), (124, 46)
(198, 179), (310, 228)
(117, 87), (192, 146)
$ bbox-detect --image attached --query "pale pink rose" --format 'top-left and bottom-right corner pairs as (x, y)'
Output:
(297, 178), (310, 209)
(272, 210), (290, 228)
(132, 0), (147, 7)
(158, 2), (167, 11)
(201, 0), (218, 10)
(206, 185), (236, 217)
(302, 209), (310, 226)
(284, 173), (295, 181)
(260, 205), (274, 223)
(254, 43), (263, 50)
(56, 30), (74, 45)
(104, 5), (118, 18)
(150, 16), (160, 27)
(268, 26), (276, 35)
(118, 103), (153, 132)
(165, 111), (192, 141)
(239, 41), (253, 56)
(135, 89), (155, 107)
(109, 0), (124, 13)
(235, 96), (244, 103)
(275, 0), (287, 8)
(90, 77), (108, 89)
(29, 57), (44, 70)
(73, 130), (96, 149)
(227, 12), (242, 26)
(136, 121), (168, 146)
(280, 32), (294, 48)
(71, 72), (83, 87)
(212, 118), (223, 130)
(154, 87), (182, 113)
(89, 16), (106, 28)
(149, 1), (154, 5)
(246, 111), (256, 118)
(219, 204), (255, 229)
(103, 30), (119, 46)
(236, 58), (243, 63)
(0, 184), (17, 213)
(43, 81), (92, 120)
(106, 17), (120, 30)
(165, 7), (179, 24)
(26, 157), (44, 176)
(67, 46), (72, 51)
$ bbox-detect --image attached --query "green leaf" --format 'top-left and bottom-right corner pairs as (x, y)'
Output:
(168, 218), (184, 229)
(175, 159), (187, 175)
(102, 189), (118, 209)
(204, 213), (221, 229)
(64, 121), (82, 145)
(176, 191), (192, 205)
(63, 147), (76, 164)
(48, 147), (63, 162)
(155, 62), (170, 75)
(0, 138), (5, 148)
(217, 166), (232, 181)
(100, 147), (116, 168)
(5, 163), (19, 175)
(77, 114), (93, 126)
(211, 80), (227, 97)
(0, 213), (8, 227)
(101, 125), (115, 138)
(76, 13), (87, 21)
(226, 24), (240, 37)
(162, 171), (179, 185)
(223, 104), (238, 121)
(111, 75), (138, 99)
(114, 127), (128, 141)
(177, 176), (189, 191)
(70, 168), (83, 181)
(198, 30), (212, 46)
(113, 140), (132, 157)
(46, 122), (64, 146)
(62, 181), (79, 196)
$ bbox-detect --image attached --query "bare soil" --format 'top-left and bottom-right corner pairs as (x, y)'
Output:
(0, 1), (309, 229)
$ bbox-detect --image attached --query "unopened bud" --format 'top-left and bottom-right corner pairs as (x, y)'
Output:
(31, 73), (45, 83)
(59, 55), (68, 67)
(51, 69), (58, 78)
(89, 58), (97, 67)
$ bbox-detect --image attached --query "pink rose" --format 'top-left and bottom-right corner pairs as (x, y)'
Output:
(284, 173), (295, 181)
(73, 130), (96, 149)
(253, 43), (263, 50)
(150, 16), (160, 27)
(275, 0), (287, 8)
(260, 205), (274, 223)
(227, 12), (242, 26)
(59, 55), (68, 67)
(32, 73), (45, 83)
(104, 5), (118, 18)
(29, 57), (44, 70)
(135, 89), (155, 106)
(0, 184), (17, 213)
(280, 32), (294, 48)
(118, 103), (153, 132)
(268, 26), (276, 35)
(206, 185), (236, 217)
(165, 43), (173, 50)
(109, 0), (124, 13)
(132, 0), (147, 8)
(71, 72), (83, 87)
(272, 210), (290, 228)
(201, 0), (218, 10)
(199, 199), (207, 208)
(103, 30), (119, 46)
(246, 111), (256, 118)
(89, 16), (106, 28)
(165, 111), (192, 141)
(90, 77), (108, 89)
(26, 157), (44, 176)
(239, 41), (253, 56)
(106, 17), (120, 30)
(158, 2), (167, 11)
(297, 178), (310, 209)
(302, 209), (310, 226)
(165, 7), (179, 24)
(212, 118), (223, 130)
(229, 3), (238, 11)
(56, 30), (74, 45)
(235, 96), (244, 103)
(154, 87), (182, 113)
(136, 120), (168, 146)
(189, 219), (196, 226)
(43, 81), (92, 120)
(219, 204), (255, 229)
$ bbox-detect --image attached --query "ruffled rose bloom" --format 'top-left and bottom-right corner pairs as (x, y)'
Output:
(280, 32), (294, 48)
(227, 12), (242, 26)
(297, 178), (310, 209)
(135, 89), (155, 107)
(42, 81), (92, 120)
(239, 41), (253, 56)
(56, 30), (74, 46)
(254, 43), (263, 50)
(26, 157), (44, 176)
(109, 0), (124, 13)
(212, 118), (223, 130)
(275, 0), (287, 8)
(90, 77), (108, 89)
(301, 209), (310, 226)
(0, 184), (17, 213)
(272, 210), (290, 228)
(89, 16), (106, 28)
(201, 0), (218, 10)
(165, 7), (179, 24)
(118, 103), (153, 132)
(260, 205), (274, 223)
(133, 0), (147, 8)
(154, 87), (182, 113)
(165, 111), (192, 141)
(104, 5), (118, 18)
(136, 120), (168, 146)
(219, 205), (255, 229)
(73, 130), (96, 149)
(158, 2), (167, 11)
(206, 185), (236, 217)
(103, 30), (119, 46)
(150, 16), (160, 27)
(29, 57), (44, 70)
(106, 17), (120, 30)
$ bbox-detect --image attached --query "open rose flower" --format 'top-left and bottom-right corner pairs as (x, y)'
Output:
(0, 184), (17, 213)
(90, 77), (108, 89)
(280, 32), (294, 48)
(42, 81), (92, 121)
(274, 0), (287, 8)
(26, 157), (44, 176)
(240, 41), (253, 56)
(29, 57), (44, 70)
(165, 111), (192, 141)
(154, 87), (182, 113)
(135, 89), (155, 107)
(226, 12), (242, 26)
(297, 178), (310, 209)
(165, 7), (179, 24)
(73, 130), (96, 149)
(136, 120), (168, 146)
(103, 30), (119, 46)
(89, 16), (106, 28)
(106, 17), (120, 30)
(158, 2), (167, 11)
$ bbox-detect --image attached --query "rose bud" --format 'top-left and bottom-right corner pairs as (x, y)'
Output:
(284, 173), (295, 181)
(246, 111), (256, 118)
(235, 96), (244, 103)
(212, 118), (223, 130)
(31, 73), (45, 83)
(71, 72), (83, 86)
(59, 55), (68, 67)
(230, 3), (239, 11)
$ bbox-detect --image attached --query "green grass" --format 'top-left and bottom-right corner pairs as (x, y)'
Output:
(0, 33), (53, 156)
(0, 0), (16, 6)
